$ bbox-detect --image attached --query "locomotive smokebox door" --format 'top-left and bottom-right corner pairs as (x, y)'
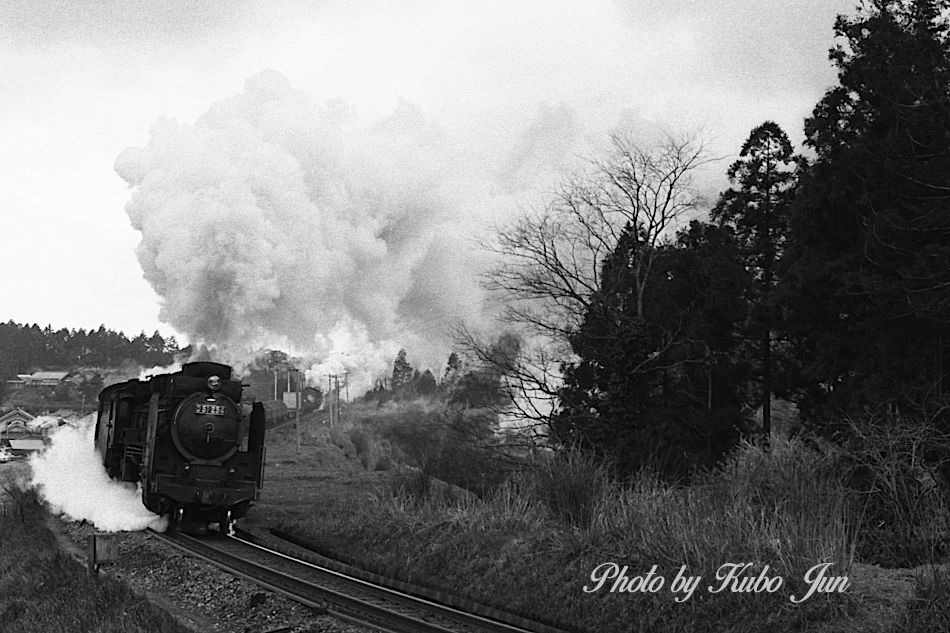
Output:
(172, 393), (241, 463)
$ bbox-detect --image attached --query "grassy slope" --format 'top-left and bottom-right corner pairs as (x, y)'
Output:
(2, 405), (932, 633)
(248, 420), (897, 633)
(0, 478), (192, 633)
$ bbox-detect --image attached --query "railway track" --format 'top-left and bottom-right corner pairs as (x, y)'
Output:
(147, 528), (572, 633)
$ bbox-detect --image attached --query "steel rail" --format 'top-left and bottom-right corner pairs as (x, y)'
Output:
(254, 527), (573, 633)
(147, 528), (457, 633)
(229, 530), (563, 633)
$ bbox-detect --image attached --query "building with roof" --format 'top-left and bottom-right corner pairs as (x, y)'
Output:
(0, 408), (35, 436)
(0, 407), (44, 449)
(8, 438), (45, 453)
(0, 408), (61, 452)
(21, 371), (70, 386)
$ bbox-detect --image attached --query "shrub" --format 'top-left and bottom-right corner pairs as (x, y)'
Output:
(832, 415), (950, 566)
(530, 448), (610, 529)
(585, 437), (856, 589)
(387, 467), (433, 503)
(889, 566), (950, 632)
(348, 426), (376, 469)
(328, 424), (357, 459)
(373, 438), (394, 471)
(1, 484), (43, 525)
(701, 437), (855, 576)
(379, 405), (444, 472)
(356, 401), (513, 495)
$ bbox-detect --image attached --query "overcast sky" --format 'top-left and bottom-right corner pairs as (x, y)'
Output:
(2, 0), (856, 351)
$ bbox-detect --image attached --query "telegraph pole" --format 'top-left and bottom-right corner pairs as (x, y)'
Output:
(294, 370), (301, 454)
(322, 373), (348, 425)
(334, 374), (341, 424)
(327, 374), (333, 426)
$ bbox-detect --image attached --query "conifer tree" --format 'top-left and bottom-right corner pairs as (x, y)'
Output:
(555, 220), (749, 478)
(784, 0), (950, 421)
(712, 122), (797, 442)
(391, 349), (414, 396)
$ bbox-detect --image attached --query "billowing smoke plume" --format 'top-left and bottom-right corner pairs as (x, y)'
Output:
(115, 70), (502, 391)
(30, 417), (167, 532)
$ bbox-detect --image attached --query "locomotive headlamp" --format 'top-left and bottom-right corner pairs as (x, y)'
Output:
(207, 375), (221, 391)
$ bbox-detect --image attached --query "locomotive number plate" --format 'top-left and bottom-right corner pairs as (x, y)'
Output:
(195, 403), (226, 416)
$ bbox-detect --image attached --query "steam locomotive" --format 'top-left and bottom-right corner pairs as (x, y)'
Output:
(95, 361), (266, 533)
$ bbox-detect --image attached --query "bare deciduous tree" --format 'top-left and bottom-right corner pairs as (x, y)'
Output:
(462, 129), (711, 434)
(485, 130), (709, 339)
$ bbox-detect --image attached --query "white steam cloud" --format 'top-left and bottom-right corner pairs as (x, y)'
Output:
(138, 361), (182, 381)
(30, 417), (167, 532)
(115, 70), (517, 391)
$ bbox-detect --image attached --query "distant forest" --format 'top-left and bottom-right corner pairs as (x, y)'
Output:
(0, 321), (181, 377)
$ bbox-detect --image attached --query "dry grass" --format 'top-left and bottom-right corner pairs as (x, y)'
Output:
(264, 432), (864, 632)
(250, 411), (950, 632)
(884, 565), (950, 632)
(833, 417), (950, 566)
(8, 403), (940, 632)
(0, 477), (191, 633)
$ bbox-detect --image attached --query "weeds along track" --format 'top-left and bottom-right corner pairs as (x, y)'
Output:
(147, 528), (572, 633)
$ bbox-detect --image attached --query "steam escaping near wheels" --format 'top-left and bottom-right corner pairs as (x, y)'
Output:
(29, 418), (168, 532)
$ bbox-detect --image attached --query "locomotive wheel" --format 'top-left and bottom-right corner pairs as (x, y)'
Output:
(216, 510), (233, 535)
(181, 520), (208, 536)
(165, 507), (184, 535)
(179, 512), (208, 536)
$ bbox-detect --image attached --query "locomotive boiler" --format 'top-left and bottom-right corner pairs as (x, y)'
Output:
(95, 361), (266, 533)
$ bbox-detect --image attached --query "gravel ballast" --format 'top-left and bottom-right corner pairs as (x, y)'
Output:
(53, 517), (373, 633)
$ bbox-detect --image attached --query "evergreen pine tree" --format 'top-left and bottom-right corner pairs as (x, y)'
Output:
(712, 121), (797, 442)
(555, 221), (749, 478)
(783, 0), (950, 422)
(391, 349), (414, 397)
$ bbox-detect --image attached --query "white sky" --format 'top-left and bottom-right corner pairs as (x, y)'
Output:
(1, 0), (856, 343)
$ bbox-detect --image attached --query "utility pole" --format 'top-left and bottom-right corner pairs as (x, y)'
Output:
(334, 374), (341, 424)
(322, 373), (347, 425)
(327, 374), (333, 426)
(294, 369), (301, 454)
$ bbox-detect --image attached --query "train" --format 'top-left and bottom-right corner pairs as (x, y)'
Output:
(95, 361), (268, 534)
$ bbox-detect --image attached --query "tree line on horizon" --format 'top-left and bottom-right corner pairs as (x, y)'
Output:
(0, 321), (181, 377)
